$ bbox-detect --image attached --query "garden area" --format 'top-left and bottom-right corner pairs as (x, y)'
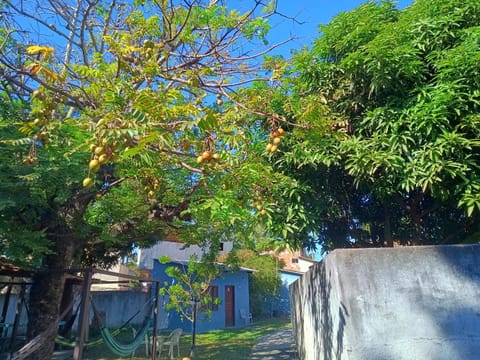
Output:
(2, 0), (480, 359)
(71, 318), (291, 360)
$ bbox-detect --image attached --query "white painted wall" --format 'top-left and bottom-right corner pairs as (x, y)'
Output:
(138, 240), (233, 270)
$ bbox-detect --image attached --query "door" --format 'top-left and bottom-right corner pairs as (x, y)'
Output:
(225, 285), (235, 327)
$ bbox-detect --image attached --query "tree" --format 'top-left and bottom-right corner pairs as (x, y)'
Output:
(264, 0), (480, 251)
(158, 255), (220, 355)
(0, 1), (306, 358)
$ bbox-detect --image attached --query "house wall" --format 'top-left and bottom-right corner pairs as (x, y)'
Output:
(91, 263), (138, 291)
(290, 244), (480, 360)
(153, 261), (250, 333)
(138, 240), (233, 270)
(273, 271), (302, 317)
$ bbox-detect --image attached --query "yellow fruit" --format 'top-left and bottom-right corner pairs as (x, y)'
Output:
(83, 177), (93, 187)
(270, 144), (278, 152)
(201, 151), (211, 160)
(256, 204), (263, 211)
(94, 146), (104, 155)
(216, 98), (223, 106)
(32, 89), (42, 98)
(277, 128), (285, 136)
(33, 118), (41, 125)
(260, 209), (267, 216)
(89, 159), (100, 170)
(266, 143), (273, 151)
(212, 153), (221, 160)
(98, 154), (108, 164)
(273, 137), (281, 145)
(197, 156), (204, 164)
(148, 190), (155, 197)
(89, 144), (96, 152)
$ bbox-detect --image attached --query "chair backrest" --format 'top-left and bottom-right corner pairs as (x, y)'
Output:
(169, 328), (182, 344)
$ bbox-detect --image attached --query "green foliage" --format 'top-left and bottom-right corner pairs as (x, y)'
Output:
(0, 0), (308, 269)
(271, 0), (480, 249)
(159, 256), (220, 322)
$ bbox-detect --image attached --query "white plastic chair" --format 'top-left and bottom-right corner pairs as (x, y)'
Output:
(131, 327), (151, 357)
(157, 328), (182, 359)
(239, 308), (253, 325)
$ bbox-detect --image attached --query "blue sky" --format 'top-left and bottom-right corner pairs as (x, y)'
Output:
(267, 0), (414, 55)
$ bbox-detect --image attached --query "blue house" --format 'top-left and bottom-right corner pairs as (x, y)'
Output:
(272, 269), (303, 317)
(152, 259), (253, 333)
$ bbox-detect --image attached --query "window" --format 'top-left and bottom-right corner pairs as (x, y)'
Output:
(292, 258), (299, 264)
(219, 242), (224, 251)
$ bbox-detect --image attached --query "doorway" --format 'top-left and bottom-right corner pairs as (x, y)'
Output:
(225, 285), (235, 327)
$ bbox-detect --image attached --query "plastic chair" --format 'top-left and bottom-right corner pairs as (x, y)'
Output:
(239, 308), (253, 325)
(131, 327), (150, 357)
(157, 328), (182, 359)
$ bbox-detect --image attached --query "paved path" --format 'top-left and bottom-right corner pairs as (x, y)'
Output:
(250, 329), (299, 360)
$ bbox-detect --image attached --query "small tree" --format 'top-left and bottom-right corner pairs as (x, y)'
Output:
(159, 255), (220, 354)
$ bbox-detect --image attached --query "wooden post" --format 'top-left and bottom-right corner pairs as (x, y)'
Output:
(73, 269), (92, 360)
(151, 281), (159, 359)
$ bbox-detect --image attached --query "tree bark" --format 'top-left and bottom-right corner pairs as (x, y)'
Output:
(383, 203), (393, 247)
(27, 233), (78, 360)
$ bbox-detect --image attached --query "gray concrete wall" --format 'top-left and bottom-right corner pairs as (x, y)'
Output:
(290, 244), (480, 360)
(0, 290), (168, 335)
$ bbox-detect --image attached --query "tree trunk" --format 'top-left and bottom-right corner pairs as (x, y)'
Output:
(383, 203), (393, 247)
(27, 235), (78, 360)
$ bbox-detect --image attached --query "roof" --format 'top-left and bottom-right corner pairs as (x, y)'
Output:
(279, 268), (305, 276)
(298, 256), (316, 263)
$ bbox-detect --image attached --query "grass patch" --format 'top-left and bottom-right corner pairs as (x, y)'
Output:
(82, 317), (291, 360)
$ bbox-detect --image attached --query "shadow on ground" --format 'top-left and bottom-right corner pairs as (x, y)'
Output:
(250, 329), (299, 360)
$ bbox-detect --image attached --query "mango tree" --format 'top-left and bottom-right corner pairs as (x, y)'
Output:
(265, 0), (480, 250)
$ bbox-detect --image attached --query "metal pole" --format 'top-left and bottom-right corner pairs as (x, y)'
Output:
(151, 281), (159, 359)
(73, 269), (92, 360)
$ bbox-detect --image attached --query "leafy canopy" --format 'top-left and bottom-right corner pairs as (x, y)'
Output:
(263, 0), (480, 249)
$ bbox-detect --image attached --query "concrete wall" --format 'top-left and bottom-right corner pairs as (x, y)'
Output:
(0, 290), (167, 336)
(290, 244), (480, 360)
(90, 290), (168, 329)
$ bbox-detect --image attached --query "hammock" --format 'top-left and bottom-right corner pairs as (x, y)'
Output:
(54, 329), (118, 348)
(91, 298), (153, 357)
(99, 318), (150, 357)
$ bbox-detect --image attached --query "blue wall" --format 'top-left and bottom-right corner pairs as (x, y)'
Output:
(152, 260), (251, 333)
(273, 270), (302, 317)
